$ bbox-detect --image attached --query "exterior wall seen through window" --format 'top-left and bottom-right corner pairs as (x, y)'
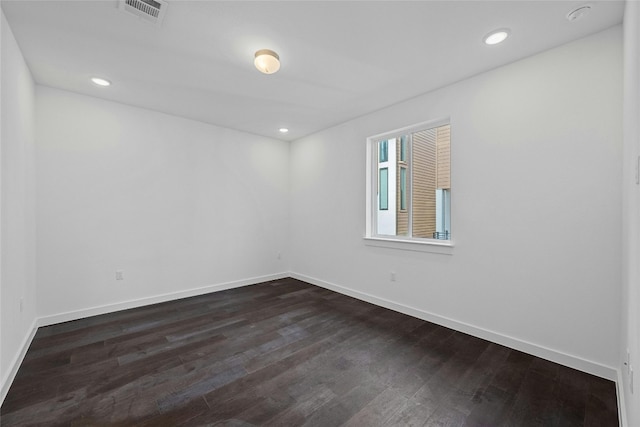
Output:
(373, 122), (451, 241)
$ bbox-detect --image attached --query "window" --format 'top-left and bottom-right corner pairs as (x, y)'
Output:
(367, 120), (451, 245)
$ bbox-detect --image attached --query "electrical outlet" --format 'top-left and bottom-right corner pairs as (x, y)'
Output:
(277, 252), (281, 260)
(19, 298), (23, 313)
(390, 271), (396, 282)
(116, 270), (124, 281)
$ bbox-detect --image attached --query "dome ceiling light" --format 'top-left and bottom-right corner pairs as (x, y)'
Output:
(254, 49), (280, 74)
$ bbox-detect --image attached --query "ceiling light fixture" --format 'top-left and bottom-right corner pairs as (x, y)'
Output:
(279, 128), (289, 133)
(254, 49), (280, 74)
(483, 29), (510, 45)
(91, 77), (111, 87)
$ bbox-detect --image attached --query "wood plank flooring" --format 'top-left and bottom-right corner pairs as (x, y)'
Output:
(1, 278), (619, 426)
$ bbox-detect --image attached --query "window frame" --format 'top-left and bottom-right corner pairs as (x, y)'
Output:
(365, 118), (453, 254)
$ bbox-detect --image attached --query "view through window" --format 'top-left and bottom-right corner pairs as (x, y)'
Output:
(373, 122), (451, 241)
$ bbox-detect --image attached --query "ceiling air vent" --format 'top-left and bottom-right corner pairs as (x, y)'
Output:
(119, 0), (168, 25)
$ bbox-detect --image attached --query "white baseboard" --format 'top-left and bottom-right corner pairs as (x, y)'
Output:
(290, 272), (618, 382)
(37, 272), (289, 327)
(1, 317), (38, 406)
(617, 368), (629, 427)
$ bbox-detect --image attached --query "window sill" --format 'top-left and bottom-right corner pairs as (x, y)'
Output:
(363, 236), (454, 255)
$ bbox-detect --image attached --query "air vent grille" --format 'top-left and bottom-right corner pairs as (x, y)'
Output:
(119, 0), (167, 25)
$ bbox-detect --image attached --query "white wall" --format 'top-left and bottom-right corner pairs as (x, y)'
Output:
(621, 1), (640, 424)
(36, 87), (290, 320)
(290, 27), (622, 377)
(0, 11), (37, 401)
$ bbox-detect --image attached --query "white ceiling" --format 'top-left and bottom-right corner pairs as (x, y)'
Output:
(1, 0), (624, 141)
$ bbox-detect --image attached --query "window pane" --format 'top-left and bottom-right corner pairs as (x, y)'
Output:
(411, 128), (437, 238)
(379, 168), (388, 210)
(435, 125), (451, 239)
(435, 189), (451, 239)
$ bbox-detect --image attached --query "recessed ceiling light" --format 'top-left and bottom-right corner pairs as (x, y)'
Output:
(254, 49), (280, 74)
(279, 128), (289, 133)
(483, 29), (510, 45)
(91, 77), (111, 87)
(567, 5), (591, 22)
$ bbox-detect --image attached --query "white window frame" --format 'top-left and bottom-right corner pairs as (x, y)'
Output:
(364, 118), (454, 255)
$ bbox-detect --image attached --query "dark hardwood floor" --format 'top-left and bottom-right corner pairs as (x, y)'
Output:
(1, 278), (618, 426)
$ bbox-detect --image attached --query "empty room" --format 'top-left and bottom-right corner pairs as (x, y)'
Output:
(1, 0), (639, 425)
